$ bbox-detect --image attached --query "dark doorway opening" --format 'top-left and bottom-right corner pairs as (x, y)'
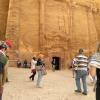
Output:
(52, 57), (60, 70)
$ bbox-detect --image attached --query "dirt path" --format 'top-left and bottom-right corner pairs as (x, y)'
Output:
(3, 67), (95, 100)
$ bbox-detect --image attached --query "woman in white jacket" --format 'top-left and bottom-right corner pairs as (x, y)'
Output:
(29, 57), (37, 81)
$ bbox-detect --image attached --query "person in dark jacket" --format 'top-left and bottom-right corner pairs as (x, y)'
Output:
(51, 58), (56, 71)
(17, 59), (21, 68)
(23, 59), (28, 68)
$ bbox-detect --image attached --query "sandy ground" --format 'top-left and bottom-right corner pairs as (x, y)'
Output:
(3, 67), (95, 100)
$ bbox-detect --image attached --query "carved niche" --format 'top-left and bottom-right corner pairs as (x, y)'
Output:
(40, 0), (70, 53)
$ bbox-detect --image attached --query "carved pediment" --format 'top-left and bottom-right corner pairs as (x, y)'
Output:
(44, 32), (69, 42)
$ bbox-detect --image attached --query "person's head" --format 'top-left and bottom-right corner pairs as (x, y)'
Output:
(36, 58), (42, 66)
(37, 58), (41, 61)
(97, 43), (100, 53)
(0, 43), (7, 51)
(24, 59), (27, 61)
(32, 57), (36, 60)
(38, 53), (44, 59)
(17, 59), (21, 61)
(78, 49), (84, 54)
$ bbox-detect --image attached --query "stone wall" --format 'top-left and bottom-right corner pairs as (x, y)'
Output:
(6, 0), (40, 60)
(18, 0), (40, 59)
(5, 0), (100, 68)
(71, 0), (98, 56)
(0, 0), (9, 40)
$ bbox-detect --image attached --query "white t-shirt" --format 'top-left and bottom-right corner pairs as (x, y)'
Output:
(31, 59), (37, 69)
(0, 50), (6, 56)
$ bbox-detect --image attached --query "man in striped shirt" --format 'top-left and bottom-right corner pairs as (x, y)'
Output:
(73, 49), (88, 95)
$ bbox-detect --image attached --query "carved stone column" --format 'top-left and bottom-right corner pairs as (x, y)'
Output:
(67, 0), (74, 59)
(6, 0), (20, 60)
(0, 0), (9, 40)
(70, 1), (98, 56)
(87, 8), (98, 54)
(39, 0), (46, 51)
(6, 0), (20, 49)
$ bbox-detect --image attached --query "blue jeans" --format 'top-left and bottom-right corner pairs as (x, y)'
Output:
(75, 70), (88, 93)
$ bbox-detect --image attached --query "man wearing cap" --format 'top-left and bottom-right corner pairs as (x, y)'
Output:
(73, 49), (88, 95)
(0, 41), (8, 100)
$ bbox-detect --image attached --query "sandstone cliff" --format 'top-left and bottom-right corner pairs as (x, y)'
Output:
(4, 0), (100, 68)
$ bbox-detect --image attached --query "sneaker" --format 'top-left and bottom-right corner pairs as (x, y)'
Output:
(75, 90), (82, 93)
(36, 86), (42, 88)
(82, 92), (87, 95)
